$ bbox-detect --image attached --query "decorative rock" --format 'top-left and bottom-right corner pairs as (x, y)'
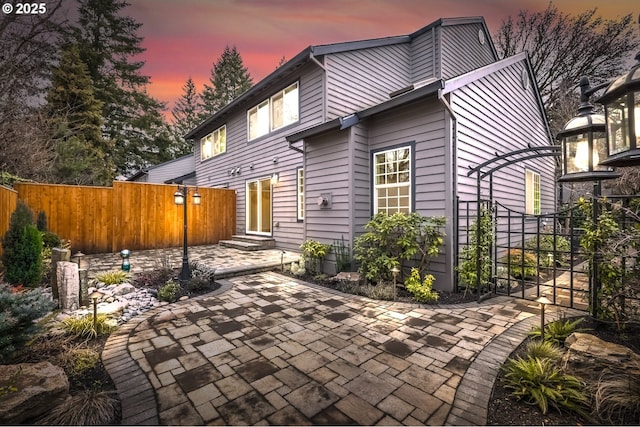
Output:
(111, 283), (135, 296)
(0, 362), (69, 424)
(179, 295), (189, 301)
(97, 301), (127, 316)
(563, 332), (640, 383)
(332, 271), (360, 282)
(50, 248), (70, 301)
(56, 262), (79, 311)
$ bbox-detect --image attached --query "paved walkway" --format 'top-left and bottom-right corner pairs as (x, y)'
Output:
(98, 246), (584, 425)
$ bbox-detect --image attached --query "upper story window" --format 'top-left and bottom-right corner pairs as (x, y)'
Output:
(525, 169), (540, 215)
(201, 125), (226, 161)
(373, 146), (412, 215)
(248, 82), (299, 141)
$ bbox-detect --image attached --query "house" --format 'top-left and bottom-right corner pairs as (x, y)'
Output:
(127, 154), (196, 185)
(185, 17), (555, 291)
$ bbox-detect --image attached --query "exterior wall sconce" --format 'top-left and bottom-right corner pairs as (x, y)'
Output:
(597, 45), (640, 166)
(270, 173), (279, 185)
(557, 77), (620, 182)
(174, 185), (201, 282)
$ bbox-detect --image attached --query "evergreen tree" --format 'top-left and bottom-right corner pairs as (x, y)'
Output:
(46, 44), (114, 185)
(170, 77), (201, 152)
(73, 0), (173, 177)
(200, 45), (253, 119)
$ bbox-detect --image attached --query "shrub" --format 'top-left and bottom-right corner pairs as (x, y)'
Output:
(61, 314), (116, 340)
(354, 212), (445, 283)
(36, 210), (47, 232)
(404, 267), (439, 303)
(529, 317), (585, 346)
(333, 236), (352, 273)
(37, 388), (119, 425)
(189, 261), (216, 280)
(57, 346), (100, 377)
(300, 239), (331, 274)
(456, 206), (493, 293)
(1, 201), (43, 287)
(500, 248), (537, 279)
(335, 280), (396, 301)
(95, 270), (129, 285)
(133, 267), (174, 289)
(0, 285), (55, 362)
(523, 340), (564, 361)
(594, 363), (640, 424)
(158, 280), (181, 302)
(185, 276), (210, 292)
(525, 234), (571, 268)
(40, 231), (62, 249)
(502, 356), (588, 415)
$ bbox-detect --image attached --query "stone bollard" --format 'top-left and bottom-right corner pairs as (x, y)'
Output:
(50, 248), (70, 301)
(56, 262), (79, 311)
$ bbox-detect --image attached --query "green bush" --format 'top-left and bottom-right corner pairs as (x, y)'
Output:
(404, 267), (439, 303)
(61, 314), (115, 340)
(300, 239), (331, 274)
(523, 340), (564, 361)
(186, 276), (210, 292)
(502, 356), (588, 415)
(95, 270), (129, 285)
(456, 206), (493, 293)
(133, 267), (174, 289)
(525, 234), (571, 268)
(529, 317), (585, 346)
(158, 280), (181, 302)
(37, 388), (119, 425)
(333, 236), (352, 273)
(40, 231), (62, 249)
(36, 211), (47, 232)
(500, 248), (537, 279)
(1, 201), (43, 287)
(354, 212), (445, 283)
(594, 362), (640, 424)
(0, 285), (55, 362)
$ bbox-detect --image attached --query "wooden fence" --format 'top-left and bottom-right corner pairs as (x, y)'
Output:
(0, 185), (18, 255)
(2, 181), (236, 255)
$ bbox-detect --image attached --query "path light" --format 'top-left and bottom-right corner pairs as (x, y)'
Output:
(174, 185), (202, 282)
(391, 266), (400, 301)
(90, 290), (102, 335)
(119, 249), (130, 272)
(597, 17), (640, 168)
(72, 251), (88, 270)
(536, 295), (552, 341)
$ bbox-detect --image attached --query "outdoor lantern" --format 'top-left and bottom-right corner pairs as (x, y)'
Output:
(120, 249), (131, 272)
(557, 77), (620, 182)
(174, 189), (185, 205)
(192, 189), (201, 205)
(596, 26), (640, 167)
(270, 173), (279, 185)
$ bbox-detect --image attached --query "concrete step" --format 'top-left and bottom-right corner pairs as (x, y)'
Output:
(219, 239), (263, 251)
(230, 234), (276, 249)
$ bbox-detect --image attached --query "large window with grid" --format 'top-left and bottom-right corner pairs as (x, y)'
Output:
(200, 125), (226, 161)
(373, 146), (412, 214)
(525, 169), (541, 215)
(248, 82), (299, 141)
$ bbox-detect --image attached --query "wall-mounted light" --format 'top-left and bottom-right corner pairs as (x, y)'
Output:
(271, 173), (279, 185)
(273, 157), (278, 164)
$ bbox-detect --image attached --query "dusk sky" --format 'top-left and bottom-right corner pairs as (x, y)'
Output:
(121, 0), (639, 116)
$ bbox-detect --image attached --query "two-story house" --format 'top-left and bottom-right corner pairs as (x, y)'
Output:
(185, 17), (555, 291)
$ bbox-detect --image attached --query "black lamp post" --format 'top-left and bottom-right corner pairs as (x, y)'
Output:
(174, 185), (201, 282)
(596, 16), (640, 168)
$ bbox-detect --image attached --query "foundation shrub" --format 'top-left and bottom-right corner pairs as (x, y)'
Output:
(1, 201), (43, 287)
(158, 280), (181, 302)
(500, 248), (538, 279)
(404, 267), (439, 303)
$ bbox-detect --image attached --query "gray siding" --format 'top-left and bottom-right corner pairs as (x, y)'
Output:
(194, 62), (325, 251)
(325, 44), (411, 118)
(440, 23), (496, 80)
(147, 155), (195, 184)
(410, 27), (436, 82)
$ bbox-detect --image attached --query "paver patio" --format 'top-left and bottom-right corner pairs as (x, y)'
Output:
(98, 246), (584, 425)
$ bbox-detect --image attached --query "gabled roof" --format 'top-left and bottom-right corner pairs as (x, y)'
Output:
(185, 16), (494, 140)
(126, 153), (194, 181)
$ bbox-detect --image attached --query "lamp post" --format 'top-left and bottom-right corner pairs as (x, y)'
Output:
(174, 185), (201, 283)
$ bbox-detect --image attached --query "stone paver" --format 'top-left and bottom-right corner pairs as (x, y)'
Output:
(100, 244), (584, 425)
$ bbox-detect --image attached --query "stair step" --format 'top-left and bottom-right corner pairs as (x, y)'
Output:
(219, 240), (263, 251)
(231, 234), (276, 249)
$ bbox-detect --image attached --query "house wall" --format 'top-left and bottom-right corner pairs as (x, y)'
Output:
(147, 155), (195, 184)
(452, 58), (555, 256)
(194, 62), (325, 251)
(324, 44), (411, 119)
(410, 27), (436, 82)
(440, 23), (496, 80)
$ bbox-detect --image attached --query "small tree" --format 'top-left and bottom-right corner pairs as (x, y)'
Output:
(1, 201), (43, 287)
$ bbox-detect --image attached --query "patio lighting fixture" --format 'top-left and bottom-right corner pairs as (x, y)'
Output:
(557, 77), (620, 182)
(119, 249), (131, 272)
(89, 290), (102, 334)
(270, 173), (279, 185)
(535, 295), (552, 341)
(72, 251), (89, 271)
(391, 266), (400, 301)
(174, 185), (201, 282)
(596, 19), (640, 168)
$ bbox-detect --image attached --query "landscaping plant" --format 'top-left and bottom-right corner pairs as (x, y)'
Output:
(525, 234), (571, 268)
(332, 235), (352, 273)
(354, 212), (445, 283)
(0, 284), (55, 362)
(500, 248), (538, 280)
(528, 317), (585, 346)
(95, 270), (129, 285)
(158, 279), (181, 302)
(1, 201), (43, 287)
(37, 388), (119, 425)
(593, 362), (640, 424)
(404, 267), (439, 303)
(522, 340), (564, 362)
(502, 356), (588, 416)
(300, 239), (331, 274)
(61, 314), (116, 340)
(456, 206), (493, 295)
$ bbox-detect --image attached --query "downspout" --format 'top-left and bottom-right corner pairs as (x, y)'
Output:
(438, 88), (458, 291)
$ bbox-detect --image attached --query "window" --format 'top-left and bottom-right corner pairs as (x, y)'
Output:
(297, 167), (304, 221)
(248, 82), (299, 140)
(525, 169), (540, 215)
(201, 125), (226, 161)
(374, 146), (411, 215)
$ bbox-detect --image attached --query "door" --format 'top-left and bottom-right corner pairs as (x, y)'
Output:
(246, 177), (272, 235)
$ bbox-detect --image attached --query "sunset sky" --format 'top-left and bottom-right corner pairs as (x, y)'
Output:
(122, 0), (639, 116)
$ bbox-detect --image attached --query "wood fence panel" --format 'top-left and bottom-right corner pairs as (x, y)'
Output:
(14, 182), (114, 254)
(0, 186), (18, 256)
